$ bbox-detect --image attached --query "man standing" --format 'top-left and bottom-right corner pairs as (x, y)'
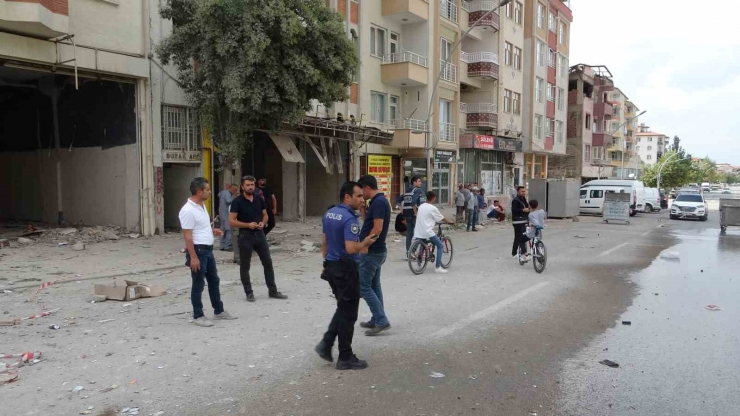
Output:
(217, 184), (238, 251)
(511, 186), (531, 260)
(455, 184), (466, 224)
(356, 175), (391, 336)
(467, 187), (479, 232)
(402, 176), (426, 256)
(179, 177), (237, 327)
(257, 177), (277, 235)
(315, 181), (377, 370)
(229, 175), (288, 302)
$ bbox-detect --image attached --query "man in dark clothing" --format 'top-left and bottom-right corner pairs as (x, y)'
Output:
(229, 175), (288, 302)
(315, 181), (377, 370)
(395, 213), (407, 235)
(257, 177), (277, 235)
(511, 186), (531, 260)
(402, 176), (426, 256)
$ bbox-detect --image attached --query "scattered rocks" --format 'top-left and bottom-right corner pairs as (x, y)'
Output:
(59, 228), (78, 236)
(72, 242), (86, 251)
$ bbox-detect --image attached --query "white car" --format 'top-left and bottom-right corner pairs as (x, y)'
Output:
(670, 193), (708, 221)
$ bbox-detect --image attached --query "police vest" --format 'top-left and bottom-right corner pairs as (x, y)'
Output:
(402, 188), (425, 218)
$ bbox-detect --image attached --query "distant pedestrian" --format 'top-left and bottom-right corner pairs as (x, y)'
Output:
(467, 187), (479, 232)
(477, 188), (486, 227)
(511, 186), (531, 260)
(402, 176), (426, 256)
(315, 181), (377, 370)
(257, 177), (277, 235)
(229, 175), (288, 302)
(357, 175), (392, 336)
(217, 184), (238, 251)
(179, 177), (237, 327)
(455, 184), (466, 223)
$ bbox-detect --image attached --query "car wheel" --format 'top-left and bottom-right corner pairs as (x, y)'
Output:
(700, 215), (708, 222)
(645, 204), (652, 213)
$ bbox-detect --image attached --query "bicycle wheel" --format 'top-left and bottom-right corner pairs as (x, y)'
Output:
(441, 237), (454, 269)
(407, 240), (429, 275)
(533, 240), (547, 273)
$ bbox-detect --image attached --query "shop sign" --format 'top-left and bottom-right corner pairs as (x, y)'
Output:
(368, 155), (392, 195)
(434, 150), (456, 163)
(474, 134), (496, 150)
(495, 137), (523, 152)
(163, 150), (202, 163)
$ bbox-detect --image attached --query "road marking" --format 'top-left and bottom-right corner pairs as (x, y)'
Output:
(599, 242), (629, 257)
(431, 281), (550, 339)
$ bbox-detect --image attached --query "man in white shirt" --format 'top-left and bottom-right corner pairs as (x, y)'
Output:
(179, 177), (237, 327)
(412, 191), (454, 274)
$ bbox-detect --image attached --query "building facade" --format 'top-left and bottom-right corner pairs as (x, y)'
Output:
(521, 0), (572, 181)
(634, 123), (667, 166)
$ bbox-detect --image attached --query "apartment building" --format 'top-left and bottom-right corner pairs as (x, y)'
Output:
(634, 123), (667, 166)
(521, 0), (572, 181)
(603, 88), (643, 179)
(0, 0), (204, 235)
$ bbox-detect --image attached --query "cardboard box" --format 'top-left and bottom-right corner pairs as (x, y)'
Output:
(94, 279), (140, 301)
(136, 284), (167, 298)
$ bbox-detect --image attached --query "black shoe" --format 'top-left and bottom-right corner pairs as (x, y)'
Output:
(472, 228), (478, 232)
(269, 292), (288, 299)
(365, 323), (391, 336)
(246, 293), (255, 302)
(315, 341), (333, 362)
(359, 321), (375, 329)
(336, 355), (368, 370)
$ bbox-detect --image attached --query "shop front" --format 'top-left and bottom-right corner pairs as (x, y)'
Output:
(459, 134), (522, 197)
(431, 149), (456, 205)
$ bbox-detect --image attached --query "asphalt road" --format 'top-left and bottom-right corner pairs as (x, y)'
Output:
(180, 206), (738, 415)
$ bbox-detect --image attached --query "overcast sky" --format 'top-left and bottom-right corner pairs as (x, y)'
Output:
(569, 0), (738, 164)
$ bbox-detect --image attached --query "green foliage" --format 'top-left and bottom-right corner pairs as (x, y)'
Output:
(641, 150), (694, 189)
(156, 0), (359, 165)
(690, 157), (717, 183)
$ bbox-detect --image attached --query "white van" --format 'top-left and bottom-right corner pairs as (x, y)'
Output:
(580, 180), (646, 216)
(643, 188), (661, 212)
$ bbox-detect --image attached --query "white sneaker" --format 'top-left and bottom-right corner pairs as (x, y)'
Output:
(513, 254), (520, 260)
(435, 267), (449, 274)
(193, 317), (214, 327)
(213, 311), (237, 320)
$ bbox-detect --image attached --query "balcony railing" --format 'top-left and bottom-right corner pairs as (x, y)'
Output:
(466, 1), (501, 13)
(382, 51), (429, 68)
(460, 51), (499, 64)
(465, 103), (496, 113)
(440, 60), (458, 83)
(389, 119), (428, 131)
(439, 122), (457, 142)
(461, 0), (471, 12)
(440, 0), (458, 22)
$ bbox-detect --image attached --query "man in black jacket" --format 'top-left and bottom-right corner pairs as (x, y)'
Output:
(511, 186), (531, 260)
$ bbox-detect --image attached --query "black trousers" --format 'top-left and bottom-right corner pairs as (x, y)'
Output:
(238, 230), (277, 295)
(264, 210), (276, 235)
(512, 223), (529, 256)
(322, 258), (361, 361)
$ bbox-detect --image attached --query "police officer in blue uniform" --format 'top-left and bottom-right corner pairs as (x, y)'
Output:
(402, 175), (426, 255)
(315, 181), (377, 370)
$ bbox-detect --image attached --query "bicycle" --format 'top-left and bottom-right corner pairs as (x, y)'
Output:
(407, 223), (454, 275)
(517, 225), (547, 273)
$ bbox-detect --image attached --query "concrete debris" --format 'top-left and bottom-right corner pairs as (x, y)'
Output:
(121, 407), (140, 415)
(705, 305), (722, 311)
(72, 242), (86, 251)
(660, 252), (680, 260)
(429, 372), (445, 378)
(59, 228), (78, 235)
(599, 359), (620, 368)
(573, 235), (586, 238)
(128, 234), (140, 239)
(622, 320), (631, 326)
(18, 237), (33, 245)
(89, 295), (108, 303)
(72, 385), (84, 393)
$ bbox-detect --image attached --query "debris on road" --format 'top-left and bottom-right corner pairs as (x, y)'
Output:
(18, 237), (34, 245)
(49, 324), (60, 330)
(622, 321), (632, 326)
(72, 242), (86, 251)
(72, 385), (84, 393)
(660, 252), (680, 260)
(94, 279), (166, 301)
(1, 308), (60, 326)
(599, 359), (620, 368)
(573, 235), (587, 238)
(705, 305), (722, 311)
(429, 372), (445, 378)
(121, 407), (140, 415)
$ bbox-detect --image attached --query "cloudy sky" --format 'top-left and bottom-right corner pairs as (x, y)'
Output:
(570, 0), (738, 164)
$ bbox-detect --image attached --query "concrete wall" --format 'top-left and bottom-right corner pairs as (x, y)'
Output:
(0, 145), (140, 229)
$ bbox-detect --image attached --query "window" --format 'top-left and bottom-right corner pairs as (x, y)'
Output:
(557, 87), (565, 110)
(370, 26), (386, 57)
(580, 189), (587, 199)
(559, 55), (568, 78)
(536, 41), (545, 66)
(537, 3), (545, 29)
(585, 144), (591, 162)
(548, 12), (556, 32)
(636, 145), (640, 151)
(647, 145), (653, 151)
(389, 32), (399, 55)
(513, 92), (521, 114)
(559, 23), (566, 44)
(505, 42), (513, 66)
(637, 137), (641, 143)
(548, 49), (556, 68)
(505, 2), (512, 18)
(535, 77), (544, 103)
(504, 89), (512, 113)
(439, 99), (453, 141)
(590, 190), (604, 199)
(514, 1), (523, 24)
(534, 115), (543, 140)
(389, 95), (399, 121)
(592, 146), (601, 160)
(647, 155), (652, 160)
(547, 118), (555, 136)
(585, 114), (591, 128)
(514, 47), (522, 70)
(547, 83), (555, 102)
(557, 120), (564, 143)
(440, 37), (453, 61)
(370, 91), (387, 122)
(648, 137), (653, 142)
(162, 105), (201, 150)
(611, 122), (620, 131)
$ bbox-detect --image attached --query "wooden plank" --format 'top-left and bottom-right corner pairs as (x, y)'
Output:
(302, 136), (328, 168)
(320, 137), (332, 174)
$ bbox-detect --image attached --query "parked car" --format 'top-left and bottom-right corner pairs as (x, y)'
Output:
(643, 188), (661, 212)
(722, 188), (732, 195)
(670, 193), (708, 221)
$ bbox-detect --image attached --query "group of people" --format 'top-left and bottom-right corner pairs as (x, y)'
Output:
(455, 183), (507, 228)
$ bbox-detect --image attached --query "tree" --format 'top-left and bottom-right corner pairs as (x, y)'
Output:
(157, 0), (359, 165)
(671, 135), (681, 152)
(641, 150), (693, 189)
(691, 157), (717, 184)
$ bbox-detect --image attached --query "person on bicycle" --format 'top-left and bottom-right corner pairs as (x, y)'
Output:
(511, 186), (531, 261)
(413, 191), (455, 274)
(527, 199), (546, 238)
(402, 176), (426, 256)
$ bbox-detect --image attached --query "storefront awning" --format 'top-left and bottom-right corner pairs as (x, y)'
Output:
(268, 133), (305, 163)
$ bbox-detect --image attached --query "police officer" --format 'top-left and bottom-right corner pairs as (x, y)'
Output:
(402, 176), (426, 256)
(315, 181), (377, 370)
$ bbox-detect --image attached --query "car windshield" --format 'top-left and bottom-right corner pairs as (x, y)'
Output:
(675, 194), (704, 203)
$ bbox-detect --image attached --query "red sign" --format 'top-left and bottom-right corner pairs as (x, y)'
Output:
(474, 135), (495, 150)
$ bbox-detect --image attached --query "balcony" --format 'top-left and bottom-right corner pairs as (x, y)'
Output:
(466, 2), (500, 31)
(439, 122), (457, 142)
(462, 103), (497, 129)
(440, 0), (458, 23)
(0, 0), (69, 39)
(381, 52), (429, 87)
(460, 51), (499, 80)
(594, 102), (613, 120)
(388, 119), (427, 149)
(439, 60), (458, 84)
(592, 132), (613, 147)
(382, 0), (429, 24)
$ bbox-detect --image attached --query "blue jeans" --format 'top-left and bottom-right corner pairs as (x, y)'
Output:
(359, 250), (389, 327)
(466, 209), (477, 230)
(429, 235), (445, 268)
(185, 248), (224, 319)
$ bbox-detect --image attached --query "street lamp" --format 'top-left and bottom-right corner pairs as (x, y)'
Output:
(413, 0), (513, 193)
(617, 110), (647, 179)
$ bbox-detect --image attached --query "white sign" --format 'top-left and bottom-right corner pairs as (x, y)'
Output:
(163, 150), (202, 163)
